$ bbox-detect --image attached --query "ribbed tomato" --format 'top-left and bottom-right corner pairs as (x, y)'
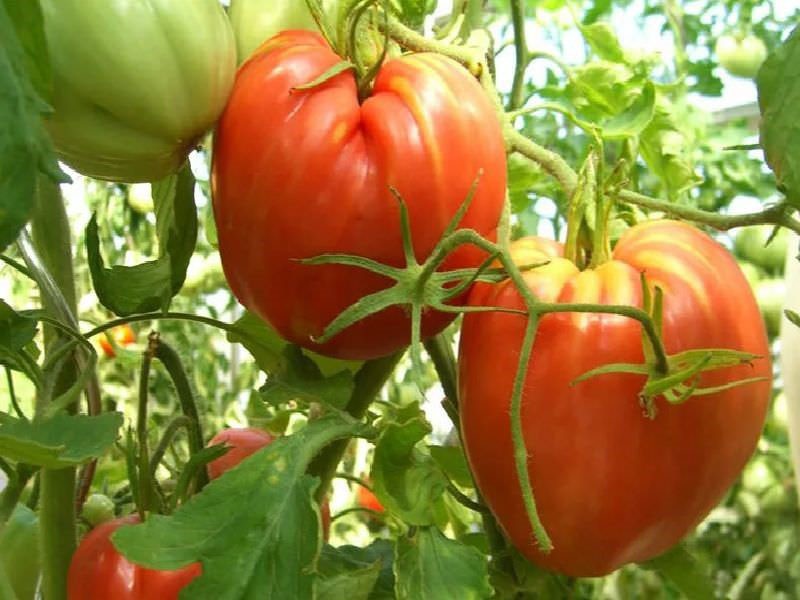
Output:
(458, 220), (771, 576)
(67, 516), (201, 600)
(211, 31), (506, 360)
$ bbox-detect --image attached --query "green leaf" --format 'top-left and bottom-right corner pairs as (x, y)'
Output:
(260, 346), (354, 411)
(0, 2), (68, 253)
(0, 412), (123, 468)
(758, 25), (800, 206)
(3, 0), (51, 101)
(317, 543), (395, 600)
(0, 300), (38, 356)
(391, 0), (437, 28)
(601, 81), (656, 139)
(86, 164), (197, 316)
(229, 311), (362, 377)
(394, 528), (493, 600)
(639, 101), (702, 200)
(153, 164), (198, 294)
(786, 309), (800, 328)
(579, 22), (625, 63)
(639, 544), (715, 600)
(113, 414), (371, 600)
(371, 412), (448, 526)
(507, 155), (541, 214)
(566, 61), (638, 116)
(428, 445), (474, 489)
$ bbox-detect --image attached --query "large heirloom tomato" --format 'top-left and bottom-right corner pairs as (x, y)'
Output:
(41, 0), (235, 183)
(212, 31), (506, 360)
(67, 516), (201, 600)
(458, 220), (771, 576)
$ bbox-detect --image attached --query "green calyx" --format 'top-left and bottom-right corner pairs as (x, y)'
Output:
(573, 275), (767, 418)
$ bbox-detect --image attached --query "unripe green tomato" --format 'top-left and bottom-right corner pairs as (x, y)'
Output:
(229, 0), (318, 64)
(0, 504), (40, 600)
(81, 493), (116, 526)
(41, 0), (236, 183)
(127, 183), (154, 215)
(715, 34), (768, 79)
(734, 226), (790, 274)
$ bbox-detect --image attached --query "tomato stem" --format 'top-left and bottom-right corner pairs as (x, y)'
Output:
(306, 352), (403, 503)
(135, 335), (156, 517)
(152, 338), (209, 492)
(19, 177), (81, 600)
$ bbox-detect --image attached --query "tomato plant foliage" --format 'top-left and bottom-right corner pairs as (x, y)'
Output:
(0, 2), (800, 600)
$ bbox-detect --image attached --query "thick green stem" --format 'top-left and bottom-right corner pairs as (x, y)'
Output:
(307, 352), (402, 502)
(507, 0), (528, 111)
(153, 339), (208, 491)
(39, 469), (75, 600)
(24, 176), (79, 600)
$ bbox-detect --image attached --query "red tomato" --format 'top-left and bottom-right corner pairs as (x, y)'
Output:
(206, 427), (331, 540)
(458, 220), (771, 576)
(357, 484), (384, 514)
(67, 516), (201, 600)
(98, 324), (136, 358)
(211, 31), (506, 360)
(206, 427), (274, 480)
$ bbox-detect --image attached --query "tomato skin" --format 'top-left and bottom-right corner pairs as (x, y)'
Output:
(206, 427), (274, 480)
(40, 0), (235, 183)
(459, 220), (771, 576)
(67, 516), (201, 600)
(212, 31), (506, 360)
(98, 324), (136, 358)
(357, 485), (384, 514)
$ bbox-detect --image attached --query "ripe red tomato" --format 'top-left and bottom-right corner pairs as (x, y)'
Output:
(67, 516), (201, 600)
(98, 324), (136, 358)
(206, 427), (331, 540)
(458, 220), (771, 576)
(206, 427), (274, 480)
(211, 31), (506, 360)
(357, 484), (384, 514)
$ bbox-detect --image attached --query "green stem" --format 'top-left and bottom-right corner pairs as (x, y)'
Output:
(423, 335), (462, 435)
(538, 302), (669, 374)
(25, 176), (78, 600)
(136, 340), (155, 516)
(150, 416), (192, 479)
(152, 339), (208, 491)
(508, 0), (528, 111)
(617, 192), (800, 235)
(507, 128), (579, 198)
(5, 368), (26, 420)
(307, 352), (402, 502)
(39, 469), (75, 600)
